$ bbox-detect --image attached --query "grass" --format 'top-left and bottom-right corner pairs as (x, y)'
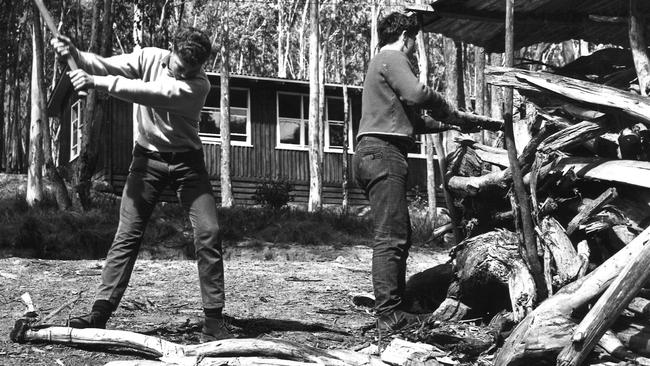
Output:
(0, 174), (447, 260)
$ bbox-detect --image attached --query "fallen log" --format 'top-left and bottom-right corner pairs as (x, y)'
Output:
(10, 325), (377, 366)
(453, 229), (536, 322)
(494, 225), (650, 366)
(537, 121), (608, 154)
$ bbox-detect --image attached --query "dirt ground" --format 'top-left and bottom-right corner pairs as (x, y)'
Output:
(0, 242), (448, 366)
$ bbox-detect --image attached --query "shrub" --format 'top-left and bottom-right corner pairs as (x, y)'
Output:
(252, 180), (294, 209)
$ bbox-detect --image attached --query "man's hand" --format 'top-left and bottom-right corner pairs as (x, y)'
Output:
(50, 35), (79, 61)
(67, 69), (94, 91)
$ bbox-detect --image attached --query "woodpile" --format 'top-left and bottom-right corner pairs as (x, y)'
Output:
(419, 47), (650, 365)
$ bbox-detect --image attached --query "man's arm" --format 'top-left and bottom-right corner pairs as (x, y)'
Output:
(93, 75), (210, 116)
(51, 35), (141, 78)
(412, 114), (457, 134)
(382, 54), (456, 120)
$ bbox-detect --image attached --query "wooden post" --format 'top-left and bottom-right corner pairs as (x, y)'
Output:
(503, 0), (547, 301)
(629, 0), (650, 96)
(556, 227), (650, 366)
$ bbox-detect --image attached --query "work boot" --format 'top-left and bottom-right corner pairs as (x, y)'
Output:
(68, 299), (113, 329)
(67, 311), (110, 329)
(377, 309), (431, 332)
(201, 316), (233, 341)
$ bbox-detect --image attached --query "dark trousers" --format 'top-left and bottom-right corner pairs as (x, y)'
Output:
(353, 136), (412, 315)
(96, 144), (224, 309)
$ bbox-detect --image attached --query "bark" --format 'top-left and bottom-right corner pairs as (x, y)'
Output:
(220, 0), (233, 208)
(475, 46), (487, 143)
(12, 326), (378, 366)
(551, 157), (650, 189)
(537, 217), (581, 289)
(307, 0), (321, 212)
(537, 121), (608, 154)
(494, 226), (650, 366)
(629, 0), (650, 96)
(454, 229), (536, 321)
(28, 14), (45, 207)
(416, 9), (437, 224)
(504, 0), (546, 302)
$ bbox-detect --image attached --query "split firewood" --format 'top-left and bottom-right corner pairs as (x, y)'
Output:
(557, 222), (650, 365)
(536, 217), (581, 288)
(615, 322), (650, 357)
(626, 297), (650, 321)
(550, 157), (650, 189)
(10, 325), (379, 366)
(537, 121), (608, 154)
(380, 338), (445, 366)
(487, 66), (650, 125)
(565, 188), (618, 235)
(494, 225), (650, 366)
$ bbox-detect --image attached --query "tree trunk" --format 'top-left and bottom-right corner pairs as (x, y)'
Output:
(28, 13), (45, 207)
(340, 33), (349, 213)
(490, 53), (503, 147)
(416, 9), (438, 226)
(629, 0), (650, 96)
(474, 46), (487, 143)
(307, 0), (321, 212)
(443, 37), (460, 154)
(76, 0), (112, 210)
(370, 0), (379, 58)
(297, 0), (309, 79)
(220, 0), (233, 208)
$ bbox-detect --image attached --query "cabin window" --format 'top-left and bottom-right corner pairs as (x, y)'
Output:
(277, 92), (310, 149)
(276, 93), (353, 152)
(199, 87), (251, 146)
(70, 99), (83, 161)
(407, 135), (439, 159)
(324, 96), (354, 153)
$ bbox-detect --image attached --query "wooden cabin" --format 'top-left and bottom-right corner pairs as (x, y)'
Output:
(48, 73), (440, 207)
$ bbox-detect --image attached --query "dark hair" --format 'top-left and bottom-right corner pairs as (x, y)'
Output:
(172, 27), (212, 66)
(377, 12), (419, 48)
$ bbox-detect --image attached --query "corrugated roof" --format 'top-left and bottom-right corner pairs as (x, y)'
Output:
(410, 0), (650, 52)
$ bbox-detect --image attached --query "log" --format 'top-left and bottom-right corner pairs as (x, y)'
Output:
(515, 72), (650, 125)
(494, 225), (650, 366)
(537, 217), (582, 288)
(454, 138), (509, 167)
(551, 157), (650, 189)
(10, 326), (376, 366)
(557, 223), (650, 366)
(565, 188), (618, 235)
(105, 358), (321, 366)
(487, 66), (650, 125)
(537, 121), (608, 154)
(453, 230), (536, 321)
(615, 322), (650, 357)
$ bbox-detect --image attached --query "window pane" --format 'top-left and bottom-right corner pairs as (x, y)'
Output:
(329, 123), (344, 148)
(231, 89), (248, 108)
(205, 86), (220, 108)
(279, 119), (301, 145)
(230, 114), (247, 135)
(303, 96), (310, 119)
(278, 94), (301, 118)
(200, 109), (221, 135)
(327, 98), (344, 121)
(409, 140), (424, 154)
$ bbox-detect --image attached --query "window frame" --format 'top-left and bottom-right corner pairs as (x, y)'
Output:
(198, 87), (252, 147)
(276, 91), (309, 151)
(323, 95), (355, 154)
(69, 99), (83, 162)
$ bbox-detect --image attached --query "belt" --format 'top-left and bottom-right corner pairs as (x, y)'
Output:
(133, 143), (203, 162)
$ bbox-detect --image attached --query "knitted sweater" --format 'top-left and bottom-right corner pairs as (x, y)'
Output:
(77, 47), (210, 152)
(357, 50), (452, 142)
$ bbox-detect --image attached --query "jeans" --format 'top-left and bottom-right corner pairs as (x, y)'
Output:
(353, 136), (412, 315)
(97, 144), (224, 309)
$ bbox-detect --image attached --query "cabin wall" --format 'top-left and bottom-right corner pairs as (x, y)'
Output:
(59, 78), (441, 206)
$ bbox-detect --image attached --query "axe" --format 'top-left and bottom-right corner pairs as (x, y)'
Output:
(32, 0), (87, 97)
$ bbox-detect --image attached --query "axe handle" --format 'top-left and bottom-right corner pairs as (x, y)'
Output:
(33, 0), (87, 97)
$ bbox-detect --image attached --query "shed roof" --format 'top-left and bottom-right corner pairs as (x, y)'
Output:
(409, 0), (650, 53)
